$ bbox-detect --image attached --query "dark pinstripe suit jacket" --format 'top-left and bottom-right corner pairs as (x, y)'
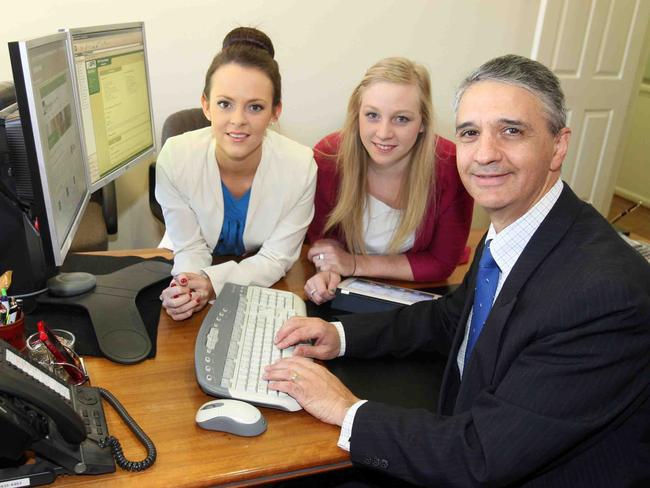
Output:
(341, 185), (650, 487)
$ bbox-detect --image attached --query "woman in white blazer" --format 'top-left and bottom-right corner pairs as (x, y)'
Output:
(156, 27), (316, 321)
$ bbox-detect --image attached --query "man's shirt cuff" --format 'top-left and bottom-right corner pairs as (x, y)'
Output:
(337, 400), (367, 451)
(332, 321), (346, 357)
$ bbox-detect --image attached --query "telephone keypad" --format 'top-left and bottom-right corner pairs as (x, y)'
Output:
(74, 387), (108, 442)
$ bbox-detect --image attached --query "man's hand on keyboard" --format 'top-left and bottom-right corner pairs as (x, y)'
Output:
(263, 356), (359, 426)
(274, 317), (340, 360)
(160, 272), (214, 321)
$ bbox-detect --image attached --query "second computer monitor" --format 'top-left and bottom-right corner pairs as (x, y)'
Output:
(68, 22), (155, 192)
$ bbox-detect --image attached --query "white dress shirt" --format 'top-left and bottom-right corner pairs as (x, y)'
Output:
(336, 179), (565, 452)
(456, 178), (563, 376)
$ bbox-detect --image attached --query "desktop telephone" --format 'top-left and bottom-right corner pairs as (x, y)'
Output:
(0, 339), (156, 486)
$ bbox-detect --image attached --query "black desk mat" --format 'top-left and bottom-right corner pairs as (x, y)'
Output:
(23, 254), (172, 359)
(307, 300), (447, 412)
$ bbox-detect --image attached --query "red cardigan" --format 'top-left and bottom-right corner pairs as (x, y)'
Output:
(307, 132), (473, 282)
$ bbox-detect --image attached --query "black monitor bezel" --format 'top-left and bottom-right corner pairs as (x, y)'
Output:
(8, 32), (91, 269)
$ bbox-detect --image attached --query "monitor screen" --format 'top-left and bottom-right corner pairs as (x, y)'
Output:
(8, 32), (90, 268)
(68, 22), (155, 191)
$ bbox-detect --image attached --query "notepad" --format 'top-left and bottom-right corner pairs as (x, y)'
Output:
(331, 277), (442, 313)
(619, 234), (650, 262)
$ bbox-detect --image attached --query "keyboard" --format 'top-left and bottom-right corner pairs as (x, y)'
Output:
(619, 234), (650, 262)
(194, 283), (308, 411)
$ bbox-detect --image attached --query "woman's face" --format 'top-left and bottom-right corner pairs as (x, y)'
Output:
(358, 81), (424, 171)
(201, 63), (280, 166)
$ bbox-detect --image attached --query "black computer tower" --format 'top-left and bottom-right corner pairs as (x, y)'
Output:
(0, 109), (49, 295)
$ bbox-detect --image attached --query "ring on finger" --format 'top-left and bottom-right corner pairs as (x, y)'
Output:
(309, 288), (317, 296)
(318, 253), (325, 261)
(290, 371), (300, 382)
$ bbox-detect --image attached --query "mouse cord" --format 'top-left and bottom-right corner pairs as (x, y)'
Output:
(96, 387), (157, 472)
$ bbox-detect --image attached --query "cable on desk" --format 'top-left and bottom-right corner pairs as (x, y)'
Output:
(96, 387), (157, 472)
(10, 287), (48, 298)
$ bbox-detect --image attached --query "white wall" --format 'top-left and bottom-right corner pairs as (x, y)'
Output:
(615, 20), (650, 208)
(1, 0), (540, 249)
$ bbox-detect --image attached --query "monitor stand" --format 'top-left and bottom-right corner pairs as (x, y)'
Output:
(38, 260), (172, 364)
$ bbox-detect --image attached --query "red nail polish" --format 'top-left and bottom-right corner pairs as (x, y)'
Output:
(195, 299), (200, 304)
(180, 278), (188, 285)
(171, 283), (177, 287)
(172, 294), (179, 299)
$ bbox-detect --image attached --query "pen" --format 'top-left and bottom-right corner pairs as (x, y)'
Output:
(1, 289), (8, 324)
(37, 321), (85, 384)
(39, 329), (69, 365)
(7, 299), (19, 325)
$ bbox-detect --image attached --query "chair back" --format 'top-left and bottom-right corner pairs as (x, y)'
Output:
(161, 108), (210, 147)
(150, 108), (211, 224)
(0, 81), (16, 110)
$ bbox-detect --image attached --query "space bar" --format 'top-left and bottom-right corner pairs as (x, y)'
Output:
(228, 389), (302, 412)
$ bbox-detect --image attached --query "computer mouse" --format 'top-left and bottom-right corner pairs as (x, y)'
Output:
(195, 399), (267, 437)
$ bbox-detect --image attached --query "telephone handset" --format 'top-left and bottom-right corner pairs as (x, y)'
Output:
(0, 339), (156, 485)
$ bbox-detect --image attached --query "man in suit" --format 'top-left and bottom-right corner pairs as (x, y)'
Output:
(264, 55), (650, 487)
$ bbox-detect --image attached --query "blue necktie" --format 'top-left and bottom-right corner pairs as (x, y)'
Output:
(464, 240), (500, 367)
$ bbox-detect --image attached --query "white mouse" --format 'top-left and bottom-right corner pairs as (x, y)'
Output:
(195, 399), (267, 437)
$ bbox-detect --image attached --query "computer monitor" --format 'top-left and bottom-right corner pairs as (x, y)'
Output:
(67, 22), (155, 192)
(3, 28), (170, 364)
(4, 32), (90, 294)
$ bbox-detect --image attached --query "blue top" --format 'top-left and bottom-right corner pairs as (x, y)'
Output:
(213, 182), (251, 256)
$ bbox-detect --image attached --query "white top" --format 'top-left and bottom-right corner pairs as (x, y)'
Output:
(363, 194), (414, 254)
(155, 127), (317, 295)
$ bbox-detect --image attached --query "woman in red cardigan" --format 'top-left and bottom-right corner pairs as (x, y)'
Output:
(305, 57), (473, 304)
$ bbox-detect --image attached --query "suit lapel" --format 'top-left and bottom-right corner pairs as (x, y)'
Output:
(242, 133), (273, 245)
(451, 185), (586, 412)
(438, 236), (484, 413)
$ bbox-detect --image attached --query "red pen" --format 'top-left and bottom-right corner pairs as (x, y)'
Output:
(37, 321), (85, 384)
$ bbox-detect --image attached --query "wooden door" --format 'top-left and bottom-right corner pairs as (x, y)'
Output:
(532, 0), (650, 213)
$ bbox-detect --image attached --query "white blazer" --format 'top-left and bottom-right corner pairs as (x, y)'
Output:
(155, 127), (316, 295)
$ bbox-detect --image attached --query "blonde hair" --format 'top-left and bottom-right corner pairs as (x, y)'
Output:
(323, 57), (436, 254)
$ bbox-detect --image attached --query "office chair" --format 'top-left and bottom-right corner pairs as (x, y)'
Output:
(0, 82), (16, 110)
(69, 182), (117, 252)
(148, 108), (210, 224)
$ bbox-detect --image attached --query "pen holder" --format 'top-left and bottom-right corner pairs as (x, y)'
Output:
(26, 329), (88, 386)
(0, 312), (26, 352)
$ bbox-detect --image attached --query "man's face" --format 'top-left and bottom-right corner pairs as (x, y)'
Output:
(455, 81), (570, 231)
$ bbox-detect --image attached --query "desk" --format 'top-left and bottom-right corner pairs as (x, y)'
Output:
(52, 229), (483, 487)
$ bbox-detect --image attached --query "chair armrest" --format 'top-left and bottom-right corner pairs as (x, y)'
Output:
(101, 180), (118, 234)
(149, 161), (163, 224)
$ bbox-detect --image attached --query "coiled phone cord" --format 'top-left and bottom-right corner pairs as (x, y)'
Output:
(96, 387), (157, 472)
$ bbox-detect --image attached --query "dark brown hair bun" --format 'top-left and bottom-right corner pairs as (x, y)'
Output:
(222, 27), (275, 59)
(203, 26), (281, 107)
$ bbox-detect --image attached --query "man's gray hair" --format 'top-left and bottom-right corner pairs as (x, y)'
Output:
(454, 54), (567, 135)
